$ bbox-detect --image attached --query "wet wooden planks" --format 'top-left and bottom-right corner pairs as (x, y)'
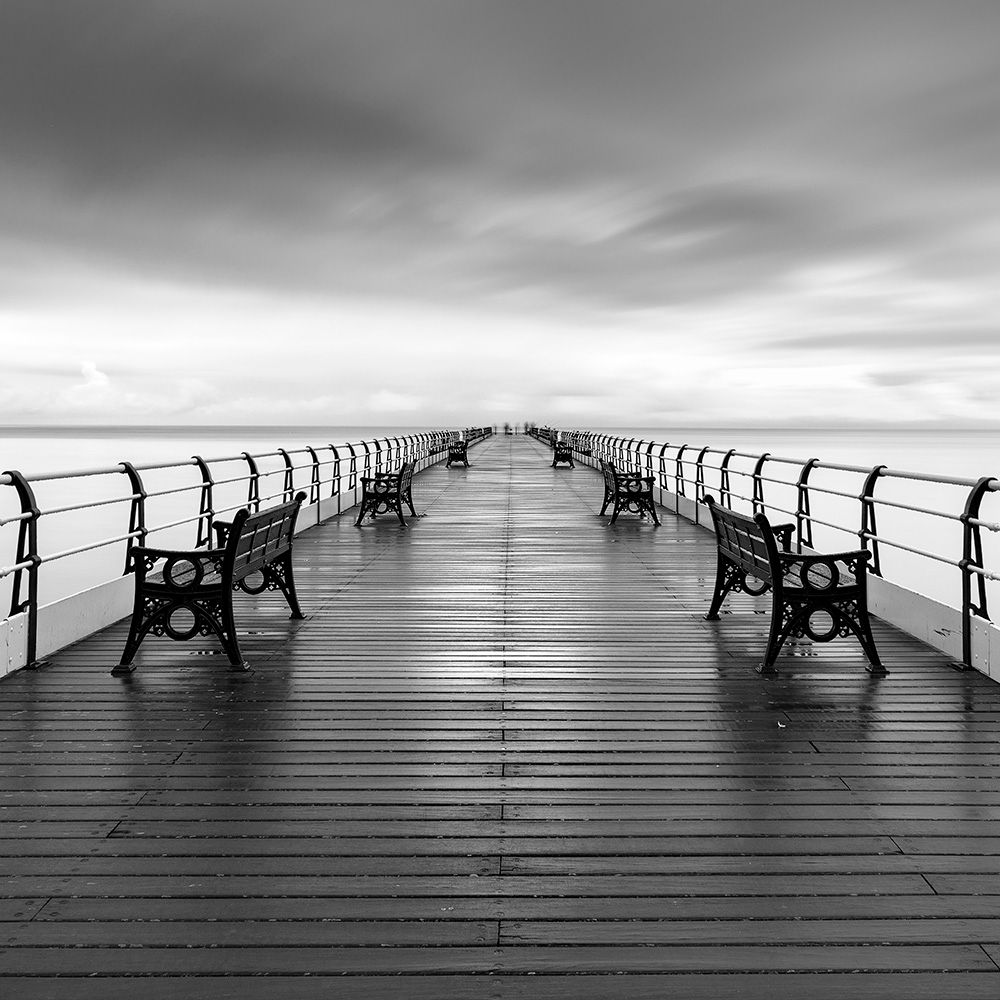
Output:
(2, 433), (1000, 997)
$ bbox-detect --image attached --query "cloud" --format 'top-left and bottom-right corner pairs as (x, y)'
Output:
(2, 3), (1000, 427)
(768, 328), (1000, 352)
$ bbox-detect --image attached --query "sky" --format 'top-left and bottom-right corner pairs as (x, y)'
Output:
(1, 0), (999, 428)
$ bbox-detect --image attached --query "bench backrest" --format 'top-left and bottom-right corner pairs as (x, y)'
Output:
(703, 495), (777, 584)
(600, 459), (618, 493)
(225, 492), (306, 583)
(399, 462), (414, 492)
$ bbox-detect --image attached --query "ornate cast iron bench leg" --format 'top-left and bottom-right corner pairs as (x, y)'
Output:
(705, 553), (743, 623)
(238, 551), (305, 620)
(114, 578), (247, 675)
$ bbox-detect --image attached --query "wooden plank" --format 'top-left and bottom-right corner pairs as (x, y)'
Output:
(0, 873), (935, 896)
(5, 974), (996, 1000)
(501, 918), (1000, 945)
(0, 944), (993, 975)
(36, 892), (1000, 922)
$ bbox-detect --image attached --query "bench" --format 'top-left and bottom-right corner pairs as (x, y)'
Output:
(446, 440), (469, 467)
(703, 495), (885, 675)
(355, 461), (416, 527)
(599, 460), (660, 525)
(552, 441), (575, 467)
(113, 492), (307, 674)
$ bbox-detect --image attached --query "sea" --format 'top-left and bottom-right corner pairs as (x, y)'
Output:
(1, 425), (997, 614)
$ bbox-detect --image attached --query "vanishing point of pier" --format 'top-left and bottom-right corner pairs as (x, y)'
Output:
(2, 433), (1000, 998)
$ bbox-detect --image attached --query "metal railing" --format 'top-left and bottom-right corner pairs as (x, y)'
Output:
(533, 426), (999, 670)
(1, 426), (493, 668)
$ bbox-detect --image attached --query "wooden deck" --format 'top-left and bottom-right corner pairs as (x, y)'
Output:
(3, 433), (1000, 998)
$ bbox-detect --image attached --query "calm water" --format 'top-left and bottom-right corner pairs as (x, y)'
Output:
(1, 425), (997, 613)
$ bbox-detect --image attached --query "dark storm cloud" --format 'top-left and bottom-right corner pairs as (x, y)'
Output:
(5, 0), (1000, 308)
(0, 2), (455, 173)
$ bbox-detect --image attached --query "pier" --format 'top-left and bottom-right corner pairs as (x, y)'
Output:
(3, 433), (1000, 997)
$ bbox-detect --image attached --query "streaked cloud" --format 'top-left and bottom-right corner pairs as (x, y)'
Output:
(0, 1), (998, 427)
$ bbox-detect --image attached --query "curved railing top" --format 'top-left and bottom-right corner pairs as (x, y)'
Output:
(0, 434), (453, 486)
(539, 427), (998, 491)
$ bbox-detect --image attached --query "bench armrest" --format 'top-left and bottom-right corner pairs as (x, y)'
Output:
(779, 549), (871, 588)
(360, 475), (402, 497)
(771, 523), (795, 551)
(131, 544), (226, 561)
(213, 518), (234, 547)
(129, 544), (227, 580)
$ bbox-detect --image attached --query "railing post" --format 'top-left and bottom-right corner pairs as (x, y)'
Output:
(694, 447), (710, 524)
(859, 465), (886, 577)
(278, 448), (294, 502)
(306, 447), (321, 506)
(347, 444), (358, 493)
(242, 452), (260, 512)
(658, 444), (670, 496)
(192, 456), (214, 548)
(625, 438), (637, 473)
(695, 446), (709, 503)
(119, 462), (147, 573)
(795, 458), (820, 552)
(329, 446), (341, 512)
(373, 439), (383, 475)
(675, 445), (688, 499)
(719, 449), (736, 509)
(4, 470), (42, 669)
(751, 453), (770, 516)
(959, 476), (996, 669)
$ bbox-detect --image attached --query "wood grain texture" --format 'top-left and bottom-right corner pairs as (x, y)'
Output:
(2, 434), (999, 995)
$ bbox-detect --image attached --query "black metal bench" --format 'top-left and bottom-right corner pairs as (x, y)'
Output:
(446, 440), (469, 467)
(114, 492), (307, 674)
(599, 460), (659, 525)
(703, 495), (885, 675)
(552, 441), (575, 467)
(355, 462), (416, 527)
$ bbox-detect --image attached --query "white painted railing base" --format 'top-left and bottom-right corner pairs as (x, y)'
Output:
(0, 613), (27, 678)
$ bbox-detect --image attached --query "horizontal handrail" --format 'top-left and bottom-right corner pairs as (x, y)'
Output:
(0, 559), (33, 580)
(41, 494), (141, 518)
(0, 439), (422, 486)
(43, 529), (145, 565)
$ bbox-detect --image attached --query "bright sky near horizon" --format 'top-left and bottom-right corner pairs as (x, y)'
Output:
(1, 1), (999, 428)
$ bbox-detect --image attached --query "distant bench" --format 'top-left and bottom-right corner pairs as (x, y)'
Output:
(599, 460), (659, 525)
(703, 495), (885, 675)
(114, 492), (307, 674)
(447, 440), (469, 467)
(356, 461), (416, 527)
(552, 441), (575, 467)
